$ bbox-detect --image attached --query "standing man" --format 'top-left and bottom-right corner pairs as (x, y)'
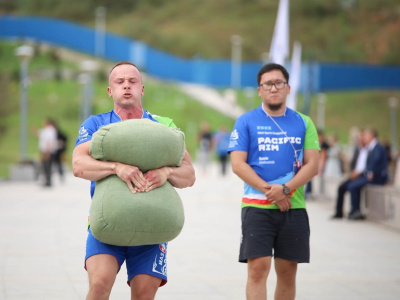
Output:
(72, 61), (195, 300)
(228, 63), (320, 300)
(213, 124), (231, 176)
(305, 129), (329, 199)
(197, 121), (213, 175)
(38, 117), (57, 187)
(51, 120), (68, 183)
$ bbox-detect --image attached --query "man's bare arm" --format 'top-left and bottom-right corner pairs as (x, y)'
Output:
(72, 141), (147, 193)
(73, 142), (195, 193)
(283, 148), (320, 191)
(72, 142), (117, 181)
(230, 150), (270, 192)
(266, 148), (320, 204)
(143, 150), (196, 191)
(231, 150), (292, 212)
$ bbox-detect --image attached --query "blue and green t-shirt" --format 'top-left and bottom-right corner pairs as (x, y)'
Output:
(74, 109), (176, 198)
(227, 105), (320, 209)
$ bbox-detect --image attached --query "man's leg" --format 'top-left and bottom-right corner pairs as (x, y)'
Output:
(246, 256), (272, 300)
(220, 155), (228, 175)
(86, 254), (119, 300)
(53, 151), (64, 178)
(130, 274), (162, 300)
(334, 179), (350, 217)
(274, 258), (298, 300)
(305, 181), (312, 194)
(125, 243), (167, 300)
(347, 177), (368, 217)
(42, 156), (52, 186)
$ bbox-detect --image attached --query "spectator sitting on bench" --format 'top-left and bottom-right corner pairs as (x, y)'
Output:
(331, 128), (389, 220)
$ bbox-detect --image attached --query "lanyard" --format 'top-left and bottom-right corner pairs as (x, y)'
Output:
(266, 113), (300, 168)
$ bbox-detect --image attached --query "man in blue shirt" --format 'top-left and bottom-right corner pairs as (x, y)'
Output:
(72, 61), (196, 300)
(228, 63), (320, 300)
(213, 124), (231, 176)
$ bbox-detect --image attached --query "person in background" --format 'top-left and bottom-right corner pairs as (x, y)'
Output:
(346, 128), (388, 220)
(324, 134), (343, 178)
(331, 130), (365, 219)
(382, 138), (394, 181)
(212, 124), (231, 176)
(331, 128), (388, 220)
(72, 61), (195, 300)
(197, 121), (213, 175)
(305, 129), (329, 199)
(38, 118), (57, 187)
(317, 130), (330, 195)
(51, 120), (68, 183)
(228, 63), (320, 300)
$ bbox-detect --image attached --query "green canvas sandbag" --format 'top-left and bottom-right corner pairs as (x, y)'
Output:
(89, 119), (186, 246)
(90, 119), (185, 171)
(90, 175), (185, 246)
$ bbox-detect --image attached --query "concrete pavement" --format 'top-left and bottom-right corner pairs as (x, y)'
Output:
(1, 163), (400, 299)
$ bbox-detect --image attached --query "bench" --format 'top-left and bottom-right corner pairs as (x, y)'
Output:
(362, 157), (400, 230)
(364, 185), (400, 231)
(316, 157), (400, 231)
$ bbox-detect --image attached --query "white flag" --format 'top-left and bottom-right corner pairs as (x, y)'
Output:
(287, 41), (302, 110)
(269, 0), (289, 65)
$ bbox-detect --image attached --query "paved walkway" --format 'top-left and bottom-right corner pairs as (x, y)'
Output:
(1, 163), (400, 299)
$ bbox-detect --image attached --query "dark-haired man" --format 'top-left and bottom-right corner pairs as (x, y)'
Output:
(228, 63), (320, 299)
(346, 128), (388, 220)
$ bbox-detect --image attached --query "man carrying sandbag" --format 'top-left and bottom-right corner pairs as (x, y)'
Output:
(72, 61), (196, 300)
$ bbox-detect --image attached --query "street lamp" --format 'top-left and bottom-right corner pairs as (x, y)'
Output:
(244, 87), (255, 111)
(78, 73), (90, 124)
(388, 97), (398, 159)
(15, 45), (34, 162)
(79, 60), (98, 123)
(317, 93), (326, 130)
(95, 6), (107, 58)
(231, 35), (242, 89)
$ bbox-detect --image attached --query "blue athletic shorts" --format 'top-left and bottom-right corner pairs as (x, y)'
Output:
(239, 207), (310, 263)
(85, 229), (168, 286)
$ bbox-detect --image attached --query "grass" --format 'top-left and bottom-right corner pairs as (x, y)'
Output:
(308, 90), (400, 144)
(4, 0), (400, 64)
(0, 52), (236, 178)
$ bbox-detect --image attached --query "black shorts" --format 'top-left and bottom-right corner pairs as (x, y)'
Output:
(239, 207), (310, 263)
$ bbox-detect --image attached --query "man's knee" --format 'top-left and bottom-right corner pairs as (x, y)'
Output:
(247, 257), (271, 282)
(130, 274), (161, 300)
(86, 254), (119, 299)
(88, 276), (113, 299)
(131, 290), (156, 300)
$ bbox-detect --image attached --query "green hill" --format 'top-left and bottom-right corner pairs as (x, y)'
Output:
(1, 39), (399, 180)
(0, 41), (239, 178)
(2, 0), (400, 64)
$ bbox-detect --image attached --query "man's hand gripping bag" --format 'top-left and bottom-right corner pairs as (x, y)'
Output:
(89, 119), (186, 246)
